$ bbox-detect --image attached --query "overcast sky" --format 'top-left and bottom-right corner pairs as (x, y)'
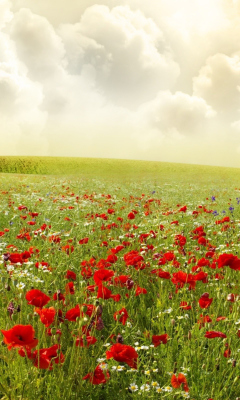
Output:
(1, 0), (240, 167)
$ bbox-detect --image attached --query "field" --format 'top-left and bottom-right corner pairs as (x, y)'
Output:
(1, 158), (240, 399)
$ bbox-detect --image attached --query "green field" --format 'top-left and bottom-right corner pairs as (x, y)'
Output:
(1, 156), (240, 184)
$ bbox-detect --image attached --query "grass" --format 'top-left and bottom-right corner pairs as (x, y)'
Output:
(1, 155), (240, 184)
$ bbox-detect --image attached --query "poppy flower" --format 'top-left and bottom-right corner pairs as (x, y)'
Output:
(135, 286), (147, 296)
(106, 343), (138, 368)
(25, 289), (51, 308)
(65, 305), (80, 321)
(114, 275), (130, 287)
(179, 302), (192, 310)
(35, 307), (56, 327)
(197, 314), (212, 329)
(151, 269), (171, 279)
(199, 293), (213, 309)
(205, 331), (227, 339)
(94, 269), (114, 286)
(79, 238), (89, 245)
(75, 333), (97, 347)
(65, 270), (76, 280)
(65, 282), (75, 295)
(31, 344), (64, 369)
(171, 373), (189, 392)
(127, 212), (135, 220)
(97, 285), (112, 299)
(152, 334), (169, 347)
(113, 308), (129, 325)
(217, 253), (240, 270)
(1, 324), (38, 350)
(83, 364), (110, 385)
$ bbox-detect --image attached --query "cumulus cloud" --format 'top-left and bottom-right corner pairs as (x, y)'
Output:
(58, 5), (180, 108)
(10, 8), (66, 80)
(193, 53), (240, 115)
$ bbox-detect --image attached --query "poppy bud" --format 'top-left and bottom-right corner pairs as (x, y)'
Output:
(173, 362), (177, 373)
(232, 360), (237, 367)
(116, 334), (124, 344)
(171, 319), (176, 326)
(202, 364), (206, 369)
(227, 293), (235, 302)
(168, 293), (173, 300)
(5, 284), (10, 291)
(188, 331), (192, 340)
(96, 305), (103, 316)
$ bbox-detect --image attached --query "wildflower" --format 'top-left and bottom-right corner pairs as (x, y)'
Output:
(205, 331), (227, 339)
(129, 383), (138, 392)
(140, 384), (150, 391)
(152, 334), (169, 347)
(112, 365), (125, 371)
(16, 282), (25, 290)
(106, 343), (138, 369)
(1, 324), (38, 350)
(144, 370), (151, 375)
(30, 344), (65, 370)
(171, 373), (189, 392)
(25, 289), (50, 308)
(83, 364), (110, 385)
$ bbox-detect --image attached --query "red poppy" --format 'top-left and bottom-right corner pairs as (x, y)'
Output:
(65, 270), (76, 280)
(113, 308), (129, 325)
(197, 314), (212, 329)
(35, 307), (56, 327)
(79, 238), (89, 245)
(217, 253), (240, 270)
(1, 324), (38, 350)
(65, 282), (75, 295)
(31, 344), (64, 369)
(25, 289), (50, 308)
(171, 373), (189, 392)
(127, 212), (135, 220)
(152, 334), (169, 347)
(205, 331), (227, 339)
(97, 285), (112, 299)
(106, 343), (138, 369)
(65, 305), (80, 321)
(83, 364), (110, 385)
(75, 335), (97, 347)
(53, 291), (65, 302)
(151, 269), (171, 279)
(199, 293), (213, 309)
(94, 269), (114, 286)
(135, 286), (147, 296)
(114, 275), (130, 287)
(179, 302), (192, 310)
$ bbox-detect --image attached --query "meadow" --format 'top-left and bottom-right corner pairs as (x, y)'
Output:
(1, 158), (240, 399)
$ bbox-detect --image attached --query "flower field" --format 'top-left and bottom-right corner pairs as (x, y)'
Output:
(1, 167), (240, 399)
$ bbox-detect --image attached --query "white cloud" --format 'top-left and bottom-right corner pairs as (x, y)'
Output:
(58, 5), (180, 108)
(193, 53), (240, 115)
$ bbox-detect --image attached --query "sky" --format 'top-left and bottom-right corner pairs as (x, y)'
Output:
(1, 0), (240, 167)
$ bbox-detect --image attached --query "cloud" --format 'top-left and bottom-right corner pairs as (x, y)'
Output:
(139, 91), (216, 138)
(9, 8), (66, 80)
(58, 5), (180, 108)
(193, 53), (240, 116)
